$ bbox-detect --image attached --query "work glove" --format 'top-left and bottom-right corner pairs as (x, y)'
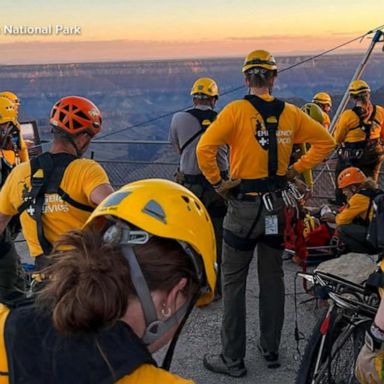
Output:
(286, 166), (300, 181)
(213, 178), (241, 200)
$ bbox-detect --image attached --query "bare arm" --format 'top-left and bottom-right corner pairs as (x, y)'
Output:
(0, 212), (12, 236)
(374, 296), (384, 330)
(89, 183), (114, 206)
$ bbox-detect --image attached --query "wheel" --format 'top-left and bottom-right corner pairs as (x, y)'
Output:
(314, 318), (369, 384)
(296, 306), (370, 384)
(296, 307), (336, 384)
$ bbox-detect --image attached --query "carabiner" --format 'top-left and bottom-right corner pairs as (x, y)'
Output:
(262, 193), (274, 212)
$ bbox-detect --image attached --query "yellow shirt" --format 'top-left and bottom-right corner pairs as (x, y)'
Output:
(0, 305), (9, 384)
(0, 157), (110, 256)
(1, 135), (29, 166)
(0, 305), (194, 384)
(322, 112), (331, 130)
(117, 364), (195, 383)
(196, 95), (335, 184)
(336, 192), (370, 225)
(334, 105), (384, 144)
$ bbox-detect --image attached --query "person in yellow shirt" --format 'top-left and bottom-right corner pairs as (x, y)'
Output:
(0, 96), (114, 300)
(0, 179), (216, 384)
(323, 167), (381, 254)
(312, 92), (332, 130)
(0, 94), (30, 244)
(0, 97), (28, 181)
(197, 49), (335, 377)
(333, 80), (384, 205)
(0, 92), (29, 167)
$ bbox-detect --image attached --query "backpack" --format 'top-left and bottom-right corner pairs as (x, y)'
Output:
(17, 152), (93, 255)
(367, 191), (384, 250)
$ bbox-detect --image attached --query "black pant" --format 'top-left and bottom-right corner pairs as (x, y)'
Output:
(338, 224), (376, 254)
(0, 230), (25, 302)
(181, 182), (226, 297)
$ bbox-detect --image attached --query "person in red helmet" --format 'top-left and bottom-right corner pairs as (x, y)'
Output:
(0, 96), (114, 297)
(323, 167), (382, 254)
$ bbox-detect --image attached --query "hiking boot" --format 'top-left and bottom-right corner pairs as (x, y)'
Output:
(257, 341), (280, 369)
(203, 353), (247, 377)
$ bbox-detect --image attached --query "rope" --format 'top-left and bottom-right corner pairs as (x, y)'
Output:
(97, 25), (383, 140)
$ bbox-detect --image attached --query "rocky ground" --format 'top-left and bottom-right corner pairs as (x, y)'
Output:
(154, 257), (321, 384)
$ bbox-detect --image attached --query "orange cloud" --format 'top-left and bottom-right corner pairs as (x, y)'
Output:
(0, 34), (373, 65)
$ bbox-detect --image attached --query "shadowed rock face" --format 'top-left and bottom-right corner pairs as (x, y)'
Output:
(1, 54), (383, 162)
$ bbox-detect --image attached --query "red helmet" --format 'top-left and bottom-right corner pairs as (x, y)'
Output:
(50, 96), (102, 137)
(337, 167), (366, 189)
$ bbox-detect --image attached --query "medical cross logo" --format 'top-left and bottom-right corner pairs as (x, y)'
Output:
(26, 204), (35, 217)
(254, 118), (269, 150)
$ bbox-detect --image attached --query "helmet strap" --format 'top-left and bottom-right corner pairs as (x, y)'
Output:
(66, 133), (92, 158)
(121, 245), (194, 347)
(161, 292), (199, 371)
(209, 97), (217, 109)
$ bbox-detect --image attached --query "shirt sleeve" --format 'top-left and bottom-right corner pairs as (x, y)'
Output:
(196, 104), (235, 184)
(80, 160), (111, 206)
(0, 166), (21, 216)
(169, 114), (181, 154)
(333, 111), (352, 144)
(19, 136), (30, 163)
(323, 112), (331, 130)
(116, 364), (195, 383)
(336, 194), (369, 225)
(378, 106), (384, 141)
(292, 109), (336, 173)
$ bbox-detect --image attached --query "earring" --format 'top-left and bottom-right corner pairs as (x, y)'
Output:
(161, 304), (171, 318)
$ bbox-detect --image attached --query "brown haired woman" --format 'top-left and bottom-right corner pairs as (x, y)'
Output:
(0, 179), (217, 383)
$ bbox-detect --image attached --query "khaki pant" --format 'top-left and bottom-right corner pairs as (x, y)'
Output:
(356, 344), (384, 383)
(220, 197), (285, 359)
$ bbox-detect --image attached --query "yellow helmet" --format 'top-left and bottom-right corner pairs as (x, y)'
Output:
(301, 103), (324, 125)
(349, 80), (370, 96)
(190, 77), (219, 98)
(242, 49), (277, 73)
(312, 92), (332, 107)
(0, 91), (20, 106)
(86, 178), (217, 307)
(0, 96), (17, 125)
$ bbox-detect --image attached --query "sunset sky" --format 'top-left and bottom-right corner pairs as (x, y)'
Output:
(1, 0), (383, 64)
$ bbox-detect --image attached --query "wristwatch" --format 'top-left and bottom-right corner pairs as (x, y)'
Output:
(365, 323), (384, 352)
